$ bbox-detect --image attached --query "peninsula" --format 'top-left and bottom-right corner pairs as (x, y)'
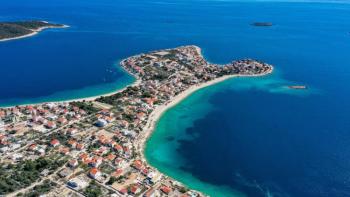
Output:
(0, 21), (68, 42)
(0, 46), (272, 197)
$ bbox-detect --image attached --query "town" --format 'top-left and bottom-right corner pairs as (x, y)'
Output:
(0, 46), (272, 197)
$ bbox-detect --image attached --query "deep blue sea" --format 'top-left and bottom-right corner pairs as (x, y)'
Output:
(2, 0), (350, 196)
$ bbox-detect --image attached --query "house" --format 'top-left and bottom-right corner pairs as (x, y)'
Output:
(160, 185), (172, 195)
(28, 143), (37, 151)
(79, 153), (89, 161)
(89, 157), (103, 167)
(122, 130), (136, 138)
(60, 147), (70, 155)
(57, 117), (67, 124)
(129, 184), (141, 195)
(76, 143), (84, 150)
(119, 120), (129, 128)
(142, 168), (149, 176)
(50, 139), (60, 147)
(119, 188), (128, 195)
(123, 146), (132, 158)
(59, 168), (72, 178)
(114, 144), (123, 153)
(106, 153), (116, 161)
(67, 128), (78, 135)
(45, 121), (56, 129)
(132, 160), (143, 171)
(98, 135), (107, 144)
(136, 112), (146, 121)
(68, 139), (77, 148)
(144, 188), (159, 197)
(89, 168), (101, 179)
(69, 159), (79, 168)
(112, 168), (123, 177)
(37, 147), (46, 155)
(104, 116), (115, 123)
(114, 158), (127, 168)
(97, 146), (108, 155)
(147, 171), (161, 184)
(31, 116), (40, 123)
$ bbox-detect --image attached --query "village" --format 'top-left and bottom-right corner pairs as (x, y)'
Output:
(0, 45), (272, 197)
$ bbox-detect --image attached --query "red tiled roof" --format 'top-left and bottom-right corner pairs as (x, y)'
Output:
(50, 139), (60, 145)
(90, 167), (99, 175)
(160, 186), (172, 194)
(132, 160), (143, 170)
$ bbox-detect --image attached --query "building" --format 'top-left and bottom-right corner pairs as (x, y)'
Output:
(89, 168), (101, 179)
(69, 159), (79, 168)
(95, 119), (108, 127)
(50, 139), (60, 147)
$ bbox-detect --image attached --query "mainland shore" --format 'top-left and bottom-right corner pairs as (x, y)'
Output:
(0, 45), (273, 197)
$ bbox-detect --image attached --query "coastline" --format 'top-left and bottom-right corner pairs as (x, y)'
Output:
(62, 78), (141, 103)
(137, 68), (273, 195)
(0, 23), (69, 42)
(0, 64), (139, 109)
(0, 45), (273, 196)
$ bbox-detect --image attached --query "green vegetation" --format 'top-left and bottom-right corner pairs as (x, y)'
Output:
(21, 180), (57, 197)
(46, 132), (69, 146)
(106, 176), (118, 185)
(84, 181), (103, 197)
(100, 163), (115, 174)
(0, 156), (66, 195)
(71, 101), (99, 114)
(0, 21), (64, 40)
(96, 86), (140, 106)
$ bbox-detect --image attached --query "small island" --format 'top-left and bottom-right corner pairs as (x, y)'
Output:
(0, 20), (68, 42)
(252, 22), (273, 27)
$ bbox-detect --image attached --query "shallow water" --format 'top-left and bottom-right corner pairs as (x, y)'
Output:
(2, 0), (350, 196)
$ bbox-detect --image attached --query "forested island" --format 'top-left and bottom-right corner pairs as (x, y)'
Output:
(0, 21), (67, 41)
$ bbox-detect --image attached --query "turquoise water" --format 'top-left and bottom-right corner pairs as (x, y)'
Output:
(145, 71), (320, 197)
(2, 0), (350, 196)
(143, 1), (350, 197)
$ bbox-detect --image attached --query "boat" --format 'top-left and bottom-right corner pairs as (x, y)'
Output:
(288, 85), (307, 89)
(251, 22), (273, 27)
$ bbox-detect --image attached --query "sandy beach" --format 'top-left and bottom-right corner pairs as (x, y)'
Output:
(63, 78), (142, 103)
(0, 77), (141, 109)
(137, 67), (273, 167)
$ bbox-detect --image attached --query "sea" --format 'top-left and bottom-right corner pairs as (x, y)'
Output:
(1, 0), (350, 196)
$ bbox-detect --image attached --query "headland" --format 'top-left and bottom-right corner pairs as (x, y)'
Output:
(0, 46), (272, 197)
(0, 21), (68, 42)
